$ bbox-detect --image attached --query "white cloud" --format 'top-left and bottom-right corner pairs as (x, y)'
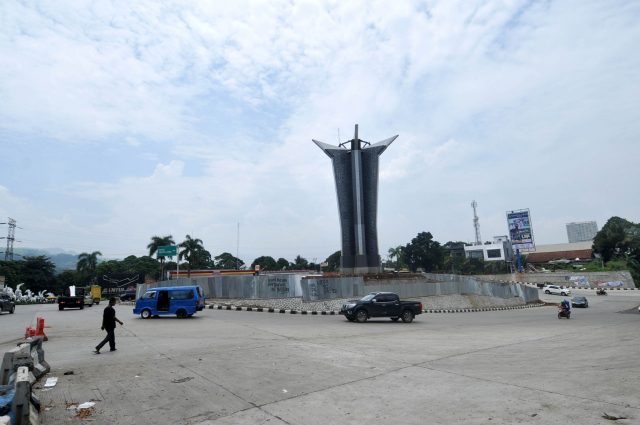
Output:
(0, 0), (639, 263)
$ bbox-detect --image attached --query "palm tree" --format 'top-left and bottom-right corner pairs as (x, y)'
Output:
(147, 235), (175, 280)
(77, 251), (102, 283)
(388, 246), (404, 271)
(179, 235), (205, 277)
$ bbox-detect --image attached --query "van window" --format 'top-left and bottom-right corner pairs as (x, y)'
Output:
(171, 289), (194, 300)
(143, 291), (156, 299)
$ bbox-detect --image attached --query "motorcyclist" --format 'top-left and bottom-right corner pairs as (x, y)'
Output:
(559, 299), (571, 315)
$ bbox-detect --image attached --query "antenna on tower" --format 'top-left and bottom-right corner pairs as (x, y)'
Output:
(471, 201), (482, 245)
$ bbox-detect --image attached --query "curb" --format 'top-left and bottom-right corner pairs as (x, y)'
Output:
(208, 304), (339, 315)
(206, 303), (545, 315)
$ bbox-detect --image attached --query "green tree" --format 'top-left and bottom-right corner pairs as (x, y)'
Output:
(325, 251), (341, 272)
(387, 246), (405, 270)
(21, 255), (56, 293)
(460, 257), (484, 274)
(593, 217), (635, 262)
(55, 270), (78, 294)
(251, 256), (277, 271)
(179, 235), (206, 277)
(292, 255), (309, 269)
(403, 231), (444, 272)
(275, 258), (290, 270)
(0, 260), (22, 288)
(215, 252), (244, 269)
(147, 235), (175, 277)
(76, 251), (102, 283)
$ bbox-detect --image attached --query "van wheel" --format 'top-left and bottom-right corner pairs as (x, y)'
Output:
(176, 309), (187, 318)
(141, 309), (152, 319)
(401, 310), (414, 323)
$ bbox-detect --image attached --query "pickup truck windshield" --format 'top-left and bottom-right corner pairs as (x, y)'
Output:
(360, 294), (376, 301)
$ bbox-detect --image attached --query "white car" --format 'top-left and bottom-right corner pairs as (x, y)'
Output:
(542, 285), (571, 296)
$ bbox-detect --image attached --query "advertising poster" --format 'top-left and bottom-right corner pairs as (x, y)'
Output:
(507, 209), (535, 250)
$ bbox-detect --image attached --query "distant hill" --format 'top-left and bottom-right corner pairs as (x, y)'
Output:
(14, 248), (78, 273)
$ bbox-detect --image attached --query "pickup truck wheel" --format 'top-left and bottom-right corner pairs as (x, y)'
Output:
(390, 317), (399, 322)
(140, 309), (152, 319)
(347, 317), (355, 322)
(401, 310), (414, 323)
(80, 305), (84, 310)
(355, 309), (368, 323)
(58, 305), (64, 311)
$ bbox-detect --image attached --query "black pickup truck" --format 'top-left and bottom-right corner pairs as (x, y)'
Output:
(339, 292), (423, 323)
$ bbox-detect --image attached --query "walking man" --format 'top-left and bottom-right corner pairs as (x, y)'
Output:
(94, 297), (123, 354)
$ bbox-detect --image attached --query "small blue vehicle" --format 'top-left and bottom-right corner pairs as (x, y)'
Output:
(133, 286), (205, 319)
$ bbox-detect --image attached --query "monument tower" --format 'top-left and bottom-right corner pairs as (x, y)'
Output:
(313, 125), (398, 274)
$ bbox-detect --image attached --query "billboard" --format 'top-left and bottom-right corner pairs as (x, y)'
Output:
(507, 209), (535, 250)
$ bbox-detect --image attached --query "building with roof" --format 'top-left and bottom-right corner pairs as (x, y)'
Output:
(464, 236), (513, 262)
(525, 241), (593, 264)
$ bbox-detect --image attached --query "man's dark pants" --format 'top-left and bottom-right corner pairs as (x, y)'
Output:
(96, 327), (115, 351)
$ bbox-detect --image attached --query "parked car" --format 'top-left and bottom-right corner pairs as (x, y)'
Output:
(542, 285), (571, 296)
(339, 292), (423, 323)
(0, 293), (15, 314)
(571, 296), (589, 308)
(119, 290), (137, 301)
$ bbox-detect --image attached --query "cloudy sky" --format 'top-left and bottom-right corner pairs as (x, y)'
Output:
(1, 0), (638, 265)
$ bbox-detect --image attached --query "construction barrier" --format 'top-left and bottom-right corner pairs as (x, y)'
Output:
(0, 337), (49, 424)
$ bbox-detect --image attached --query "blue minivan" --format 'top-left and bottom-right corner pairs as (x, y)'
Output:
(133, 286), (205, 318)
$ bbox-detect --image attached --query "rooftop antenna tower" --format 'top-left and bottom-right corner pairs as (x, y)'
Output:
(471, 201), (482, 245)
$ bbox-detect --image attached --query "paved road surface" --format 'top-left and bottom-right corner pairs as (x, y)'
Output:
(1, 289), (638, 424)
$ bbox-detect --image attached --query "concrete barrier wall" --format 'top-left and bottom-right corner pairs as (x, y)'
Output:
(138, 273), (306, 300)
(139, 273), (539, 304)
(477, 271), (635, 288)
(301, 277), (362, 301)
(301, 274), (539, 303)
(1, 337), (49, 424)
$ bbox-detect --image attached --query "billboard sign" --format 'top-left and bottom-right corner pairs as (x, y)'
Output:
(507, 209), (535, 250)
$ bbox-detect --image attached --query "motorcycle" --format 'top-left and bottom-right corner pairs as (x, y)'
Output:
(558, 306), (571, 319)
(596, 288), (608, 296)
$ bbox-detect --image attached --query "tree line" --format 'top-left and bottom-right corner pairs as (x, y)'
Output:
(1, 216), (638, 294)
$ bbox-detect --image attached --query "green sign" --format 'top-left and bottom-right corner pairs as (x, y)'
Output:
(157, 245), (177, 257)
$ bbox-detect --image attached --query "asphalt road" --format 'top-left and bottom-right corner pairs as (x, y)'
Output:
(1, 289), (639, 424)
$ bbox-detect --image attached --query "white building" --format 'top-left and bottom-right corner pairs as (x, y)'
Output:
(464, 236), (514, 262)
(566, 221), (598, 243)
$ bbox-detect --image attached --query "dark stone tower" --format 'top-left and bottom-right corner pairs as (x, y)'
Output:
(313, 125), (397, 274)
